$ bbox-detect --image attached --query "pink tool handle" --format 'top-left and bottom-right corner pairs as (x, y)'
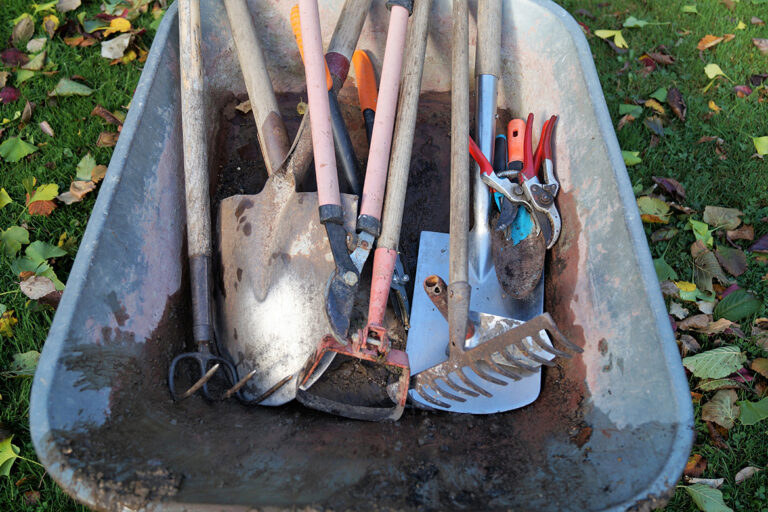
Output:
(299, 0), (340, 208)
(367, 247), (398, 326)
(359, 5), (410, 220)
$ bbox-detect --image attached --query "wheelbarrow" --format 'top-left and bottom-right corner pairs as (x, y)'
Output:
(30, 1), (693, 510)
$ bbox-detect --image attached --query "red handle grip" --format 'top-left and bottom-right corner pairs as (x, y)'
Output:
(469, 135), (494, 176)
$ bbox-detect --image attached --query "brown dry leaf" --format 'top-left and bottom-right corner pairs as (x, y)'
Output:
(691, 391), (703, 403)
(727, 224), (754, 241)
(735, 466), (761, 484)
(25, 193), (57, 217)
(706, 421), (730, 449)
(716, 245), (747, 277)
(63, 35), (84, 47)
(667, 87), (686, 122)
(649, 52), (676, 65)
(696, 318), (736, 335)
(21, 100), (33, 124)
(235, 100), (252, 114)
(754, 38), (768, 55)
(96, 132), (119, 147)
(752, 358), (768, 379)
(679, 314), (711, 331)
(697, 34), (725, 51)
(23, 490), (40, 506)
(723, 34), (735, 43)
(617, 113), (634, 130)
(91, 165), (107, 183)
(678, 334), (701, 356)
(91, 105), (123, 126)
(701, 389), (739, 429)
(684, 454), (707, 477)
(645, 98), (665, 114)
(753, 17), (766, 26)
(686, 477), (725, 489)
(39, 120), (54, 137)
(19, 275), (56, 300)
(57, 180), (96, 205)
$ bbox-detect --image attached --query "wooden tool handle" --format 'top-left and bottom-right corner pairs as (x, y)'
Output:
(327, 0), (373, 83)
(475, 0), (502, 78)
(224, 0), (290, 176)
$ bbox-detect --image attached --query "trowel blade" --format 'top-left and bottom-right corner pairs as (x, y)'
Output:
(406, 231), (548, 413)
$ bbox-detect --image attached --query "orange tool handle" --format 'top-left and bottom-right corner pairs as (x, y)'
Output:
(290, 4), (333, 91)
(352, 50), (378, 112)
(506, 118), (526, 175)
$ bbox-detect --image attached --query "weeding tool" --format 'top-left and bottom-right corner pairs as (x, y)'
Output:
(215, 0), (371, 406)
(297, 0), (424, 422)
(169, 0), (240, 401)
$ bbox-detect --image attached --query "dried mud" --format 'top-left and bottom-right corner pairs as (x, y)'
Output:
(49, 89), (596, 512)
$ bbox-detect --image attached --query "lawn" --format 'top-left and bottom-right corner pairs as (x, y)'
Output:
(1, 0), (767, 511)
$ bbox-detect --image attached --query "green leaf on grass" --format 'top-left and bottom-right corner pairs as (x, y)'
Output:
(25, 240), (66, 265)
(701, 389), (739, 429)
(623, 16), (649, 28)
(619, 104), (643, 117)
(0, 189), (12, 209)
(684, 484), (733, 512)
(692, 241), (730, 293)
(16, 69), (35, 85)
(28, 183), (58, 203)
(737, 397), (768, 426)
(637, 196), (671, 223)
(48, 78), (94, 97)
(622, 150), (642, 166)
(703, 206), (743, 230)
(0, 436), (20, 477)
(753, 137), (768, 156)
(75, 153), (96, 181)
(1, 350), (40, 378)
(689, 219), (714, 247)
(0, 137), (38, 163)
(0, 226), (29, 258)
(683, 346), (746, 379)
(654, 256), (679, 281)
(650, 87), (668, 102)
(594, 30), (628, 49)
(681, 5), (699, 14)
(714, 289), (762, 322)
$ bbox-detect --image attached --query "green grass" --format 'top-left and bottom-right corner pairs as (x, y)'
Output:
(1, 0), (768, 510)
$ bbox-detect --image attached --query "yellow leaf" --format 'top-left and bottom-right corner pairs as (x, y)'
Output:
(645, 98), (666, 114)
(0, 310), (18, 338)
(42, 14), (59, 38)
(704, 63), (728, 80)
(737, 21), (746, 30)
(103, 18), (131, 37)
(675, 281), (697, 292)
(594, 29), (629, 49)
(708, 100), (722, 113)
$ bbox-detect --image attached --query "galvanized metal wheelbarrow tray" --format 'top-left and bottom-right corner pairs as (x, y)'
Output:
(30, 1), (693, 510)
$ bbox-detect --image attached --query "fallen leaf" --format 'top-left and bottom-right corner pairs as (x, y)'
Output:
(683, 346), (746, 379)
(102, 18), (131, 37)
(737, 397), (768, 425)
(28, 183), (58, 203)
(0, 87), (20, 105)
(90, 105), (123, 126)
(698, 300), (715, 315)
(750, 234), (768, 253)
(0, 436), (21, 477)
(637, 196), (670, 223)
(0, 71), (8, 87)
(644, 116), (665, 137)
(716, 246), (747, 277)
(654, 256), (679, 281)
(702, 389), (739, 429)
(27, 198), (56, 217)
(12, 16), (35, 48)
(235, 100), (252, 114)
(682, 5), (699, 14)
(56, 0), (82, 12)
(0, 48), (29, 67)
(39, 120), (54, 137)
(708, 100), (722, 113)
(26, 38), (46, 53)
(703, 206), (742, 230)
(726, 225), (753, 242)
(752, 358), (768, 378)
(645, 98), (666, 114)
(23, 490), (40, 505)
(679, 314), (711, 331)
(20, 100), (33, 124)
(733, 85), (753, 98)
(650, 87), (668, 102)
(651, 226), (678, 242)
(91, 165), (107, 183)
(48, 78), (94, 97)
(698, 34), (724, 51)
(101, 33), (133, 59)
(595, 30), (628, 49)
(652, 176), (685, 202)
(752, 136), (768, 156)
(706, 421), (730, 449)
(43, 14), (59, 38)
(96, 131), (119, 147)
(686, 478), (725, 489)
(697, 318), (737, 335)
(19, 275), (56, 299)
(0, 137), (37, 162)
(691, 391), (703, 402)
(704, 63), (729, 80)
(735, 466), (761, 484)
(753, 38), (768, 55)
(667, 87), (687, 121)
(0, 189), (12, 210)
(678, 334), (701, 355)
(736, 21), (746, 30)
(56, 180), (96, 204)
(714, 289), (761, 322)
(753, 17), (765, 25)
(670, 302), (689, 320)
(698, 378), (740, 391)
(690, 220), (714, 247)
(75, 152), (96, 180)
(684, 454), (707, 477)
(0, 309), (18, 337)
(0, 226), (29, 258)
(21, 50), (46, 72)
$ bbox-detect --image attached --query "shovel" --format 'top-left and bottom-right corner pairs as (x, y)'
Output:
(215, 0), (370, 406)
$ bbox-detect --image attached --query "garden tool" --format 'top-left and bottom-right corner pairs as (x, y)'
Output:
(408, 0), (541, 386)
(319, 0), (413, 342)
(291, 13), (411, 327)
(296, 0), (423, 422)
(215, 0), (370, 406)
(169, 0), (240, 401)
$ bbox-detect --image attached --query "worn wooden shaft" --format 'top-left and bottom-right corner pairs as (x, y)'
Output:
(378, 0), (432, 250)
(224, 0), (290, 175)
(448, 0), (470, 350)
(475, 0), (502, 78)
(327, 0), (373, 86)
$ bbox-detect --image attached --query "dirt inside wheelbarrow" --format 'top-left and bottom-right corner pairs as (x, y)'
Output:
(51, 88), (592, 511)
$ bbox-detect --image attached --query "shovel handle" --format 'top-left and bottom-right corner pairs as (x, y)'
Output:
(299, 0), (340, 209)
(326, 0), (374, 86)
(359, 4), (410, 224)
(475, 0), (502, 78)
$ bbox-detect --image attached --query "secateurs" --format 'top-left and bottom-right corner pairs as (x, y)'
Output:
(480, 113), (562, 249)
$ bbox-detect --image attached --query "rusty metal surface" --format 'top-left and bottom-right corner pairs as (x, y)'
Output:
(29, 1), (693, 511)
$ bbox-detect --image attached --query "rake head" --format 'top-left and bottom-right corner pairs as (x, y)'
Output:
(410, 276), (582, 409)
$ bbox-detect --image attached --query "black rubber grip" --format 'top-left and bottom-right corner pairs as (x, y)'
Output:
(386, 0), (414, 15)
(319, 204), (345, 225)
(357, 214), (381, 237)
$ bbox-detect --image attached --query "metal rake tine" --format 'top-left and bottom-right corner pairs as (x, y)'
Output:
(534, 313), (584, 354)
(529, 332), (571, 358)
(469, 360), (508, 386)
(498, 348), (540, 372)
(510, 339), (558, 367)
(222, 369), (258, 400)
(179, 363), (221, 400)
(414, 381), (453, 409)
(439, 373), (480, 398)
(455, 367), (493, 398)
(247, 374), (293, 404)
(431, 377), (472, 403)
(484, 357), (523, 381)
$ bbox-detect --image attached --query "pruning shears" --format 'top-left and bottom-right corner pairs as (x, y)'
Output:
(477, 113), (562, 249)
